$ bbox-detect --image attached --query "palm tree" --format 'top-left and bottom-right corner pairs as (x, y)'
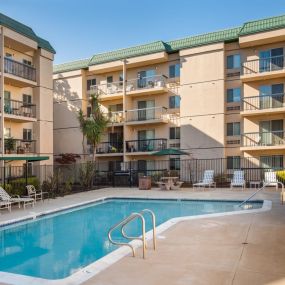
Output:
(78, 94), (109, 160)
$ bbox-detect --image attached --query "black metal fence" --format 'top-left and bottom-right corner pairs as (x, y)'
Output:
(1, 157), (284, 197)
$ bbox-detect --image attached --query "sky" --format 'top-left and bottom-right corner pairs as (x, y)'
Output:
(1, 0), (285, 64)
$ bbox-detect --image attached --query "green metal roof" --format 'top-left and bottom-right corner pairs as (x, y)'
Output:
(0, 13), (55, 54)
(53, 58), (90, 74)
(53, 14), (285, 74)
(89, 41), (166, 65)
(240, 14), (285, 36)
(0, 156), (49, 161)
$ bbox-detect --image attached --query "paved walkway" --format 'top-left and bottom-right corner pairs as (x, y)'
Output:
(0, 188), (284, 285)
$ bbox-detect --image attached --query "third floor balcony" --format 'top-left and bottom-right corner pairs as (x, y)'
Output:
(4, 57), (37, 86)
(241, 93), (285, 116)
(126, 138), (167, 154)
(241, 55), (285, 82)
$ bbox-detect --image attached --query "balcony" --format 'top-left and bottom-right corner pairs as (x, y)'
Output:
(95, 141), (123, 156)
(241, 55), (285, 82)
(241, 131), (285, 151)
(125, 106), (170, 125)
(126, 138), (167, 154)
(104, 111), (124, 125)
(125, 75), (167, 97)
(3, 139), (36, 154)
(3, 99), (36, 122)
(4, 57), (36, 86)
(89, 75), (168, 101)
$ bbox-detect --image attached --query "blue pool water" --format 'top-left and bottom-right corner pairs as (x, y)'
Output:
(0, 198), (262, 280)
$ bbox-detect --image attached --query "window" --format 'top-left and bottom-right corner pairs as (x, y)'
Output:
(169, 63), (180, 78)
(23, 162), (33, 177)
(23, 59), (32, 66)
(23, 94), (32, 105)
(169, 95), (180, 108)
(23, 129), (32, 141)
(170, 158), (180, 170)
(227, 88), (241, 103)
(4, 128), (11, 138)
(260, 155), (283, 170)
(259, 48), (284, 72)
(169, 127), (180, 139)
(87, 79), (96, 91)
(227, 122), (240, 136)
(227, 156), (241, 169)
(107, 76), (113, 84)
(119, 73), (124, 85)
(227, 54), (241, 69)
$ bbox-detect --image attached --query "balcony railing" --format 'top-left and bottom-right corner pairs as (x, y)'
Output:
(4, 57), (36, 81)
(4, 99), (36, 118)
(89, 75), (167, 97)
(241, 131), (285, 147)
(242, 55), (284, 75)
(125, 106), (168, 122)
(126, 138), (167, 153)
(96, 141), (123, 154)
(3, 139), (36, 154)
(104, 111), (124, 124)
(242, 93), (284, 111)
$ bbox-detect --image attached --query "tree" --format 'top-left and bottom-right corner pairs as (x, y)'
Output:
(78, 94), (109, 160)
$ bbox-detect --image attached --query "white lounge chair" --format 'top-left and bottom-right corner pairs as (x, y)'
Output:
(26, 185), (48, 203)
(263, 171), (279, 190)
(193, 170), (216, 190)
(0, 187), (34, 209)
(230, 170), (246, 190)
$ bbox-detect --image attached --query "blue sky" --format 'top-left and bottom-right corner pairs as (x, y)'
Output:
(1, 0), (285, 64)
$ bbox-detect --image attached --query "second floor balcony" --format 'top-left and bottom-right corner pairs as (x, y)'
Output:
(95, 141), (123, 155)
(126, 138), (167, 153)
(241, 93), (285, 116)
(4, 99), (36, 121)
(242, 55), (285, 81)
(125, 106), (170, 125)
(104, 111), (124, 125)
(4, 57), (36, 83)
(241, 131), (285, 151)
(3, 139), (36, 154)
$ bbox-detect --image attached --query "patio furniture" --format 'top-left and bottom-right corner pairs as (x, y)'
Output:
(263, 171), (279, 190)
(250, 181), (261, 189)
(157, 177), (183, 190)
(193, 170), (216, 190)
(230, 170), (246, 190)
(0, 200), (11, 212)
(0, 187), (34, 209)
(26, 185), (49, 203)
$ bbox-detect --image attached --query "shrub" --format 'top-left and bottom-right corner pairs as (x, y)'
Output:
(0, 184), (12, 194)
(277, 170), (285, 183)
(7, 177), (40, 196)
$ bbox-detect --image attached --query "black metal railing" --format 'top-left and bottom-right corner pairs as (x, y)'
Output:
(242, 93), (284, 111)
(4, 99), (36, 118)
(3, 139), (36, 154)
(96, 141), (123, 154)
(126, 138), (167, 152)
(4, 57), (36, 81)
(242, 131), (285, 147)
(243, 55), (284, 75)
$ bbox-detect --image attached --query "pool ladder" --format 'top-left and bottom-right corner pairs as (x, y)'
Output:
(108, 209), (156, 259)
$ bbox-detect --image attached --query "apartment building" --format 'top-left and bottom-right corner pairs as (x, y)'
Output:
(54, 14), (285, 172)
(0, 13), (55, 167)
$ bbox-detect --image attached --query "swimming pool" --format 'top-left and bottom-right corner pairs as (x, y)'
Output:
(0, 198), (264, 282)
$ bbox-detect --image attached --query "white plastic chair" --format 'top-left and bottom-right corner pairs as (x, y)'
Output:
(263, 171), (279, 190)
(230, 170), (246, 190)
(26, 185), (48, 203)
(0, 187), (34, 209)
(193, 170), (216, 190)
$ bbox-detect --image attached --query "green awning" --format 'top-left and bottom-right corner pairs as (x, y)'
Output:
(153, 148), (189, 156)
(0, 156), (49, 161)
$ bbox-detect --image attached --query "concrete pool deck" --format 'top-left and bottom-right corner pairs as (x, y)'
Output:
(0, 187), (284, 285)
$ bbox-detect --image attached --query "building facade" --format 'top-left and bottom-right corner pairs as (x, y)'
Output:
(54, 14), (285, 172)
(0, 13), (55, 169)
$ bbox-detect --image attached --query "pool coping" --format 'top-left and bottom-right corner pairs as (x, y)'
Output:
(0, 197), (272, 285)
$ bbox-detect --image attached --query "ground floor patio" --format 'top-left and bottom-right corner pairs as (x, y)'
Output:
(0, 187), (284, 285)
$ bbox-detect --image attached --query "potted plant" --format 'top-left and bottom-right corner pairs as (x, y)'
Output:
(4, 137), (15, 154)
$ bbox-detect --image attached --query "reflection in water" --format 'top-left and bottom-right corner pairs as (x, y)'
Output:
(0, 199), (262, 279)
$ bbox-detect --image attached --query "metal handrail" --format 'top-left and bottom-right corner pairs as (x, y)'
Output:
(108, 209), (156, 259)
(238, 182), (284, 207)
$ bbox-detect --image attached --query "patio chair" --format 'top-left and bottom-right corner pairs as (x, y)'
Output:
(263, 171), (279, 190)
(230, 170), (246, 190)
(0, 187), (34, 209)
(193, 170), (216, 190)
(26, 185), (48, 203)
(0, 200), (11, 212)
